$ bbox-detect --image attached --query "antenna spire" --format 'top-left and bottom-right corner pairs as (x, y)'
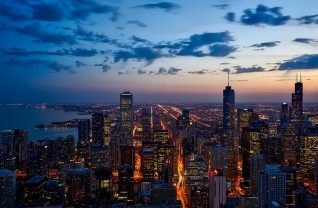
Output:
(300, 72), (302, 83)
(296, 73), (298, 82)
(227, 71), (230, 86)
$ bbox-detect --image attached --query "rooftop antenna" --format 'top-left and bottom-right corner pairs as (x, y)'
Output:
(296, 73), (298, 82)
(227, 71), (230, 86)
(300, 72), (302, 83)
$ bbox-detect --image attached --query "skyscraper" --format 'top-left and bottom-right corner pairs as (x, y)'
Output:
(0, 169), (16, 208)
(280, 103), (289, 125)
(223, 83), (235, 131)
(208, 169), (226, 208)
(78, 119), (90, 144)
(65, 168), (91, 206)
(223, 76), (238, 182)
(120, 91), (133, 145)
(92, 112), (105, 145)
(250, 154), (264, 194)
(291, 74), (303, 125)
(237, 108), (254, 135)
(257, 165), (286, 208)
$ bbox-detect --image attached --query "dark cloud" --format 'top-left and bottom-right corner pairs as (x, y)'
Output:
(69, 48), (98, 57)
(233, 66), (265, 74)
(130, 36), (150, 44)
(173, 32), (236, 57)
(31, 2), (64, 21)
(276, 54), (318, 70)
(2, 58), (72, 73)
(156, 67), (182, 75)
(74, 26), (130, 48)
(95, 64), (111, 72)
(293, 38), (316, 44)
(213, 4), (229, 10)
(225, 12), (235, 22)
(114, 47), (162, 64)
(134, 2), (180, 12)
(238, 4), (290, 26)
(127, 20), (147, 27)
(188, 69), (208, 74)
(137, 69), (147, 75)
(71, 1), (119, 21)
(222, 68), (231, 73)
(109, 32), (236, 64)
(12, 24), (76, 45)
(0, 48), (98, 57)
(118, 71), (124, 75)
(250, 41), (280, 48)
(297, 14), (318, 24)
(75, 61), (86, 68)
(0, 1), (29, 21)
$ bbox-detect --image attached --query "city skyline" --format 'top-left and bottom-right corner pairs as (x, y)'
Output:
(1, 0), (318, 103)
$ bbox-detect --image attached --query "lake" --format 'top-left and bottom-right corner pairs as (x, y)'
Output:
(0, 105), (91, 141)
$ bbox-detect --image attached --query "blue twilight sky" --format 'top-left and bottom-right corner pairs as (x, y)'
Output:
(1, 0), (318, 103)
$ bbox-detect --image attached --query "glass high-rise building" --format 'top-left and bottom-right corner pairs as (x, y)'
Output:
(0, 169), (16, 208)
(223, 85), (235, 131)
(78, 119), (90, 144)
(120, 91), (133, 145)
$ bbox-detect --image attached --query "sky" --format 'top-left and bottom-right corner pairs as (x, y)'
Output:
(1, 0), (318, 103)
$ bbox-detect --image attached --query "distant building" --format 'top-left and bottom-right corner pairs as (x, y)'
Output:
(239, 196), (259, 208)
(78, 119), (90, 144)
(24, 175), (47, 206)
(65, 168), (91, 206)
(151, 182), (177, 205)
(208, 169), (226, 208)
(120, 91), (133, 145)
(0, 169), (16, 208)
(118, 164), (134, 204)
(237, 108), (254, 135)
(280, 103), (289, 125)
(241, 127), (262, 181)
(257, 165), (286, 208)
(210, 144), (227, 174)
(300, 131), (318, 177)
(92, 112), (104, 145)
(250, 154), (264, 194)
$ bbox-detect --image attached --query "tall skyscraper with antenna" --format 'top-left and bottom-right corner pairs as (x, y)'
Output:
(223, 71), (235, 131)
(291, 73), (303, 124)
(222, 72), (238, 182)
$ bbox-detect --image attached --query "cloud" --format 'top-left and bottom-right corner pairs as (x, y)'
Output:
(113, 47), (162, 64)
(237, 4), (290, 26)
(130, 36), (150, 44)
(0, 1), (29, 21)
(232, 79), (248, 82)
(276, 54), (318, 70)
(110, 31), (236, 64)
(0, 48), (98, 57)
(222, 68), (231, 73)
(250, 41), (280, 48)
(127, 20), (147, 27)
(2, 58), (72, 73)
(225, 12), (235, 22)
(213, 4), (229, 10)
(95, 64), (111, 72)
(172, 32), (236, 57)
(31, 2), (64, 21)
(69, 48), (98, 57)
(134, 2), (180, 12)
(12, 24), (76, 45)
(75, 61), (86, 68)
(233, 66), (265, 74)
(137, 69), (147, 75)
(188, 69), (209, 74)
(156, 67), (182, 75)
(297, 14), (318, 24)
(293, 38), (316, 44)
(71, 1), (119, 21)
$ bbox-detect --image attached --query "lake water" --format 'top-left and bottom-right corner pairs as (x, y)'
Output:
(0, 105), (91, 141)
